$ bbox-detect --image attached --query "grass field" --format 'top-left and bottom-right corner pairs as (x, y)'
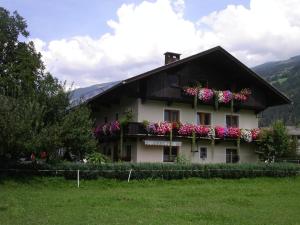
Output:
(0, 177), (300, 225)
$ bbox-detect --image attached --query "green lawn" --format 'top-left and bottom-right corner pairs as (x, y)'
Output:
(0, 177), (300, 225)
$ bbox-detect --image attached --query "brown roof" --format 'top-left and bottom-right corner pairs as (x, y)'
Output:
(85, 46), (291, 105)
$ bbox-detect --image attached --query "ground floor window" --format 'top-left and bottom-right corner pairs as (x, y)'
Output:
(199, 147), (207, 160)
(123, 145), (131, 162)
(163, 146), (178, 162)
(226, 148), (239, 163)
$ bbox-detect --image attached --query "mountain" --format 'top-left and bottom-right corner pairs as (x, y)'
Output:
(253, 55), (300, 126)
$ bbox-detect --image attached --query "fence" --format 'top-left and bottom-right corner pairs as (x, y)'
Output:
(1, 165), (299, 188)
(276, 159), (300, 164)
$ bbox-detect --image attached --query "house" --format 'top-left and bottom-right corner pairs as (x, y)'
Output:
(73, 46), (290, 163)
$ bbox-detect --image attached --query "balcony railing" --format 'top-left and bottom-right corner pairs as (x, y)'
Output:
(124, 122), (148, 135)
(96, 122), (260, 144)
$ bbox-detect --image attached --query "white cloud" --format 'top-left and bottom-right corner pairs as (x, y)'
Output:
(33, 0), (300, 87)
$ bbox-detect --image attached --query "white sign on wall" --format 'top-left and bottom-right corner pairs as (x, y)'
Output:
(144, 140), (182, 147)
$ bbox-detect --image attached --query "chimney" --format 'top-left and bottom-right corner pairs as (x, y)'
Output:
(164, 52), (181, 65)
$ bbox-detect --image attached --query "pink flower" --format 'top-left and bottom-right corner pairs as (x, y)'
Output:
(234, 93), (247, 102)
(234, 89), (251, 102)
(109, 121), (120, 134)
(251, 128), (260, 140)
(198, 88), (214, 102)
(178, 124), (195, 136)
(240, 88), (251, 96)
(94, 120), (121, 137)
(148, 122), (172, 135)
(227, 127), (241, 139)
(217, 90), (232, 103)
(194, 125), (210, 137)
(215, 126), (227, 138)
(184, 87), (198, 96)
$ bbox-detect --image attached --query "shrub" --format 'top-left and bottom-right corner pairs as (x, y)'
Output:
(1, 161), (299, 180)
(258, 120), (291, 161)
(86, 152), (110, 164)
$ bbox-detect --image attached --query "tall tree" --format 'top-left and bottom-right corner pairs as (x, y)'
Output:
(0, 8), (97, 159)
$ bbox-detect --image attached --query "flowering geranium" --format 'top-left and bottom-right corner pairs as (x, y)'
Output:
(240, 88), (252, 96)
(178, 123), (195, 136)
(241, 129), (252, 142)
(234, 88), (252, 102)
(147, 122), (172, 135)
(94, 121), (121, 137)
(194, 125), (210, 137)
(109, 121), (120, 134)
(183, 87), (198, 96)
(251, 128), (260, 140)
(198, 88), (214, 102)
(146, 123), (157, 133)
(215, 126), (227, 138)
(217, 90), (232, 103)
(227, 127), (241, 139)
(233, 93), (247, 102)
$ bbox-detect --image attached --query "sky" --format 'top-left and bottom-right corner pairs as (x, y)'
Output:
(2, 0), (300, 88)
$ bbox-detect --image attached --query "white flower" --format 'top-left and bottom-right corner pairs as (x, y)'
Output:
(241, 129), (252, 142)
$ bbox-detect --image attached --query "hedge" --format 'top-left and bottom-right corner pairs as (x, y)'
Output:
(1, 161), (299, 180)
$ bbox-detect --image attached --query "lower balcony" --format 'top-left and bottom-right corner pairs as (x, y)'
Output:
(95, 122), (260, 144)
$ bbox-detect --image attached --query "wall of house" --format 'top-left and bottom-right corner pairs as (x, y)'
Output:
(136, 138), (164, 162)
(96, 98), (259, 163)
(135, 139), (258, 163)
(134, 99), (259, 163)
(137, 99), (258, 129)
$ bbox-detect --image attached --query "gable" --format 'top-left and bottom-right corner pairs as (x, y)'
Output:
(86, 46), (290, 112)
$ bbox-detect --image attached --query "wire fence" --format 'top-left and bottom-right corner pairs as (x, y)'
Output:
(1, 168), (299, 188)
(276, 159), (300, 164)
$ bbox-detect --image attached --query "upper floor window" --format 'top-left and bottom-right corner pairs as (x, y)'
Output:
(164, 109), (180, 122)
(197, 112), (211, 126)
(226, 115), (239, 128)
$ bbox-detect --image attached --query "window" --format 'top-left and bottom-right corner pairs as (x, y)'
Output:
(197, 112), (211, 126)
(200, 147), (207, 159)
(164, 109), (180, 122)
(123, 145), (131, 162)
(163, 146), (178, 162)
(226, 149), (239, 163)
(226, 115), (239, 128)
(104, 116), (108, 123)
(115, 113), (119, 120)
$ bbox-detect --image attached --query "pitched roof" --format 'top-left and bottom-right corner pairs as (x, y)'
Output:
(70, 81), (121, 107)
(72, 46), (291, 106)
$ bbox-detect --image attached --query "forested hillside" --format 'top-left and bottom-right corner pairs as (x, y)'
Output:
(253, 56), (300, 126)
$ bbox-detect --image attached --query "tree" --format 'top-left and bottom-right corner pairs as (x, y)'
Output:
(60, 106), (98, 159)
(0, 8), (98, 160)
(258, 120), (291, 161)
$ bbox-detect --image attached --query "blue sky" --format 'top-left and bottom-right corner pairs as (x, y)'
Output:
(1, 0), (299, 88)
(2, 0), (249, 41)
